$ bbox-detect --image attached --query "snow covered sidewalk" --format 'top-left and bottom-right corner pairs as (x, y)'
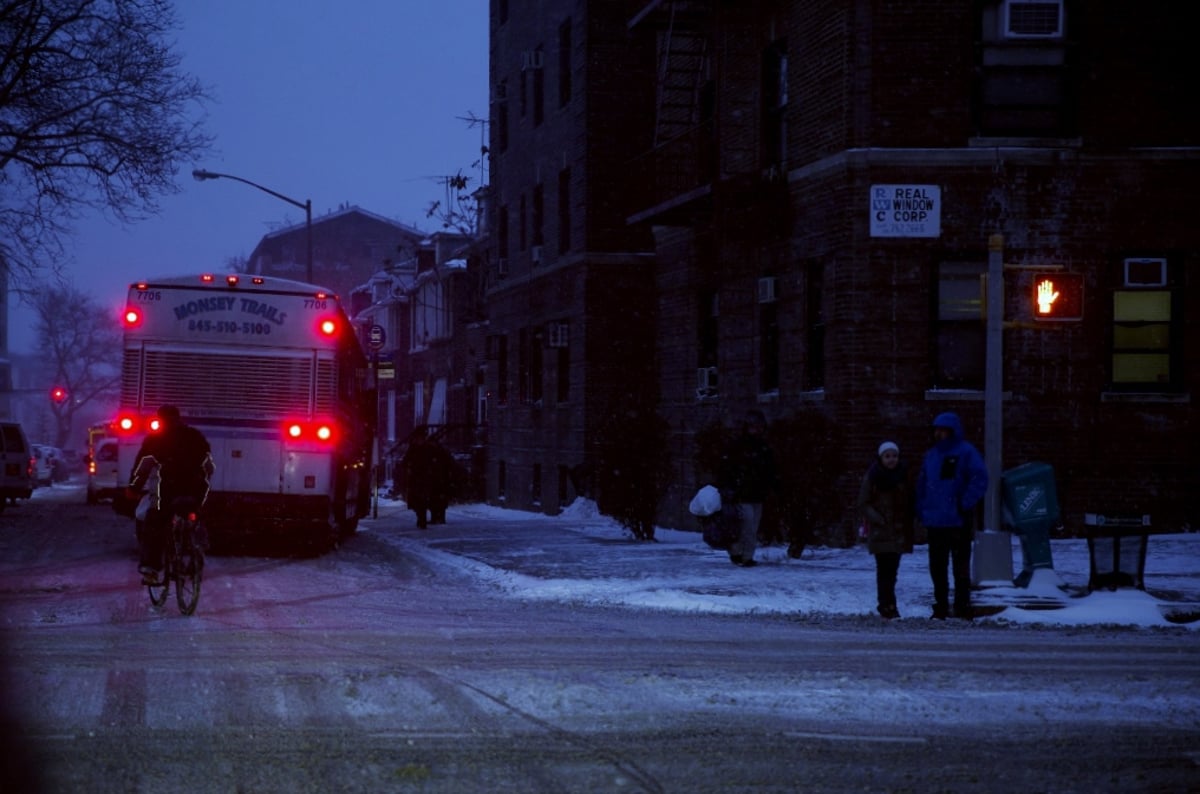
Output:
(362, 498), (1200, 629)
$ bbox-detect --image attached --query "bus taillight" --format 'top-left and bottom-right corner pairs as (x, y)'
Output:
(148, 417), (163, 433)
(283, 420), (337, 443)
(318, 318), (338, 337)
(123, 308), (142, 328)
(116, 414), (137, 432)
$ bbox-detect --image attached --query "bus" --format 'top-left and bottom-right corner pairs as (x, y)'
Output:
(114, 273), (375, 550)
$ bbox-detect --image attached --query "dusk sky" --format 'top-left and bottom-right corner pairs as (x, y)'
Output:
(9, 0), (488, 354)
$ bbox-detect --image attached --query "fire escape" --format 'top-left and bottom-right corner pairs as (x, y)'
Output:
(628, 0), (715, 223)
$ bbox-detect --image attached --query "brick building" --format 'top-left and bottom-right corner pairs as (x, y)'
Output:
(490, 1), (1199, 535)
(486, 1), (657, 511)
(248, 205), (426, 301)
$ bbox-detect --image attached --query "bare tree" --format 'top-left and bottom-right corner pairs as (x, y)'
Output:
(425, 169), (481, 237)
(0, 0), (212, 287)
(31, 283), (122, 448)
(423, 111), (489, 237)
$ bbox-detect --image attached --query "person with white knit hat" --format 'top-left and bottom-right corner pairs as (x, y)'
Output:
(856, 440), (914, 618)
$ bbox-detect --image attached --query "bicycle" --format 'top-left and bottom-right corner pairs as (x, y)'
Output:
(144, 496), (206, 615)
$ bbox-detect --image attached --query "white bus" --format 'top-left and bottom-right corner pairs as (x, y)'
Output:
(114, 273), (374, 550)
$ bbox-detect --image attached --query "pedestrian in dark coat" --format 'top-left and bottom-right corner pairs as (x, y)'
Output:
(401, 432), (455, 528)
(716, 410), (779, 567)
(916, 412), (989, 620)
(857, 441), (914, 619)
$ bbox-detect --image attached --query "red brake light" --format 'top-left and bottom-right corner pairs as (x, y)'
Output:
(283, 420), (337, 443)
(226, 275), (239, 287)
(148, 418), (162, 433)
(117, 415), (136, 432)
(319, 319), (338, 337)
(124, 308), (142, 327)
(201, 274), (215, 283)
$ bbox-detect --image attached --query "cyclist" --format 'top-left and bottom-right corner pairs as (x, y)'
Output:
(126, 405), (214, 583)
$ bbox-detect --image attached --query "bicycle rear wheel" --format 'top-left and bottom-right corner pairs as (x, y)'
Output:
(175, 547), (202, 615)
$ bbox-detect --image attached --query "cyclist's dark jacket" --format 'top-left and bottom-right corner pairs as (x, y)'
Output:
(130, 423), (214, 510)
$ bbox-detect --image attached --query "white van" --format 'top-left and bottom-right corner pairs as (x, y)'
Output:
(0, 423), (35, 511)
(87, 438), (122, 504)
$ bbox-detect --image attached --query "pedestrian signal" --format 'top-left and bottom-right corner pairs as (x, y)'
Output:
(1032, 273), (1084, 321)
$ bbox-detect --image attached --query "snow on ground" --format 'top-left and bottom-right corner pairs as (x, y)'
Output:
(371, 497), (1200, 630)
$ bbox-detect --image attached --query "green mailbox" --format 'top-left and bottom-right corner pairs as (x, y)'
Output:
(1001, 462), (1061, 587)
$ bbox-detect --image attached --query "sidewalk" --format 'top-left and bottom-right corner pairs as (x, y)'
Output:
(361, 498), (1200, 628)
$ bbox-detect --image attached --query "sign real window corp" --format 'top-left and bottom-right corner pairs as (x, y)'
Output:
(869, 184), (941, 238)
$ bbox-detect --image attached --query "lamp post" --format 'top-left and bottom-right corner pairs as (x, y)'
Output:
(192, 168), (313, 284)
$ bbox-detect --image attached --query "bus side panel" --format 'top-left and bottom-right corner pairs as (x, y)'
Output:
(283, 451), (334, 497)
(204, 427), (283, 495)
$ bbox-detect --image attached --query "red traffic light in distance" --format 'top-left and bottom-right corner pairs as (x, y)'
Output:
(49, 386), (68, 404)
(1032, 272), (1084, 321)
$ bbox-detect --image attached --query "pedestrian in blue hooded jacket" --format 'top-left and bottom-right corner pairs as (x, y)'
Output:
(916, 412), (988, 620)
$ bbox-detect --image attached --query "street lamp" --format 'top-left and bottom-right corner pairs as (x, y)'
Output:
(192, 168), (313, 284)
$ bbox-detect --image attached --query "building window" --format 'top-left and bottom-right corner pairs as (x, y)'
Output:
(558, 19), (572, 108)
(556, 344), (569, 403)
(934, 261), (986, 389)
(558, 464), (571, 508)
(759, 277), (779, 393)
(697, 288), (719, 400)
(557, 167), (571, 254)
(476, 366), (488, 426)
(761, 39), (787, 170)
(1111, 257), (1181, 391)
(974, 0), (1073, 137)
(532, 182), (544, 248)
(532, 47), (545, 126)
(488, 334), (508, 405)
(519, 326), (544, 404)
(519, 67), (527, 119)
(531, 463), (542, 506)
(497, 460), (506, 501)
(805, 263), (825, 390)
(495, 79), (508, 153)
(497, 204), (510, 263)
(518, 194), (527, 251)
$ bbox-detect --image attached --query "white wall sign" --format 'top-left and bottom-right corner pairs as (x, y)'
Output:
(870, 184), (941, 238)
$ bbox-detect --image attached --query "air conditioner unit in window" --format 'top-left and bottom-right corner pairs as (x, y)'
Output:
(1124, 258), (1167, 287)
(696, 366), (718, 397)
(521, 50), (544, 70)
(1004, 0), (1063, 38)
(758, 276), (778, 304)
(530, 245), (543, 264)
(546, 322), (569, 348)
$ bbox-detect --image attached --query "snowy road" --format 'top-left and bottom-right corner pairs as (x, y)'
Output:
(0, 485), (1196, 792)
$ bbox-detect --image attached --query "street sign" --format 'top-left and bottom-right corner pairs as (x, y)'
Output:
(367, 324), (386, 350)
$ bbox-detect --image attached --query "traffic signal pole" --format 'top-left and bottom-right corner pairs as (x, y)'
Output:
(975, 234), (1015, 583)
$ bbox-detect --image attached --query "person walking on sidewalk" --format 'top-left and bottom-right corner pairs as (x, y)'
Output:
(857, 441), (914, 619)
(916, 412), (988, 620)
(716, 410), (779, 567)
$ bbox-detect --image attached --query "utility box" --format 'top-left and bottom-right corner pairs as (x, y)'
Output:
(1001, 462), (1060, 587)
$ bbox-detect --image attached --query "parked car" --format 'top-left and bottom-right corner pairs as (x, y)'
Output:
(32, 445), (55, 486)
(87, 438), (122, 504)
(0, 423), (35, 509)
